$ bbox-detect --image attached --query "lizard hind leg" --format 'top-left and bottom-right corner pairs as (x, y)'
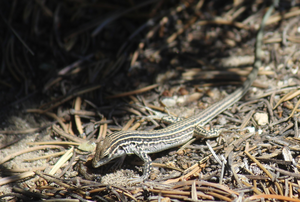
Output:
(194, 125), (220, 139)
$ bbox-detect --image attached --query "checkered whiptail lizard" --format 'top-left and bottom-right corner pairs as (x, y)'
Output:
(92, 1), (275, 180)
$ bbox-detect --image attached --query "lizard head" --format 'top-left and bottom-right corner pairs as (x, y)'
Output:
(92, 137), (124, 168)
(92, 138), (112, 168)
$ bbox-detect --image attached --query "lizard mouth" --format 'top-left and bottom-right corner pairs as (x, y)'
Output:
(92, 155), (112, 168)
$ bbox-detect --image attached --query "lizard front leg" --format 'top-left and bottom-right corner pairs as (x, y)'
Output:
(132, 148), (152, 180)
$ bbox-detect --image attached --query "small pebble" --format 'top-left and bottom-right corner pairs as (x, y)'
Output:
(254, 112), (268, 126)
